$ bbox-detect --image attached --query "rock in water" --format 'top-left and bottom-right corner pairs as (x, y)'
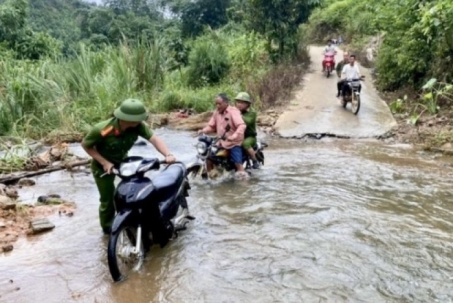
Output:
(18, 178), (36, 186)
(30, 218), (55, 234)
(2, 245), (13, 253)
(0, 196), (16, 210)
(37, 195), (63, 205)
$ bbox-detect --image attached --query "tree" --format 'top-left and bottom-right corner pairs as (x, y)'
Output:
(0, 0), (61, 59)
(103, 0), (160, 18)
(179, 0), (231, 37)
(246, 0), (320, 61)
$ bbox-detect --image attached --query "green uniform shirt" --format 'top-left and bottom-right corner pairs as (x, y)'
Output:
(242, 109), (257, 138)
(336, 59), (348, 77)
(83, 118), (153, 168)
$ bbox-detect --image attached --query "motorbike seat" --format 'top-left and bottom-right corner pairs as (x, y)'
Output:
(152, 163), (186, 202)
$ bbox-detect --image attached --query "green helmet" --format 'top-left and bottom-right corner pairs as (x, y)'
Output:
(234, 92), (252, 104)
(114, 99), (148, 122)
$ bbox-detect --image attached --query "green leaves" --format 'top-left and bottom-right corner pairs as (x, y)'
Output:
(246, 0), (319, 61)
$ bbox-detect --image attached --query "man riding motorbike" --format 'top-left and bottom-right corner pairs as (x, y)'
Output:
(336, 51), (349, 97)
(234, 92), (260, 169)
(322, 40), (337, 72)
(339, 54), (362, 98)
(198, 93), (246, 176)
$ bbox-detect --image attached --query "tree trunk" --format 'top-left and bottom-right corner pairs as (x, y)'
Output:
(0, 160), (90, 185)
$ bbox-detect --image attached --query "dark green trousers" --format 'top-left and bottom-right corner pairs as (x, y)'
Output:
(91, 161), (115, 230)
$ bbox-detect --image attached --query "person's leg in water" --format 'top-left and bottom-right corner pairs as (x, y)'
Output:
(229, 146), (247, 178)
(91, 162), (115, 235)
(242, 137), (259, 169)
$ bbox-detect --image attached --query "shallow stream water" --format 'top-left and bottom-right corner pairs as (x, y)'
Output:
(1, 129), (453, 303)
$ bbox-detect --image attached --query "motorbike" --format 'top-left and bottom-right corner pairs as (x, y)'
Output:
(340, 76), (365, 115)
(189, 127), (268, 179)
(323, 52), (336, 78)
(106, 156), (197, 282)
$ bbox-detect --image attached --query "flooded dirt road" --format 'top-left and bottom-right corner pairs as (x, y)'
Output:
(1, 130), (453, 302)
(274, 46), (397, 138)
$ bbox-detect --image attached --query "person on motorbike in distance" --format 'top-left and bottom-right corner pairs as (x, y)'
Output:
(198, 93), (246, 176)
(82, 98), (176, 235)
(340, 54), (362, 98)
(234, 92), (260, 169)
(322, 40), (337, 72)
(336, 51), (349, 97)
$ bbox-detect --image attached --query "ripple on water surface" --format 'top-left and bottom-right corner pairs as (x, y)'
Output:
(1, 134), (453, 303)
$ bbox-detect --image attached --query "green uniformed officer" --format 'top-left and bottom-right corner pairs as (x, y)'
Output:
(234, 92), (260, 169)
(82, 98), (176, 234)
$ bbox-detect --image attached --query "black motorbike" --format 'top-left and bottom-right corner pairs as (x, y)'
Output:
(106, 156), (197, 282)
(340, 76), (365, 115)
(189, 128), (267, 179)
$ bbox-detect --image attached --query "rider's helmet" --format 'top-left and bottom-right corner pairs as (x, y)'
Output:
(114, 98), (149, 122)
(234, 92), (252, 104)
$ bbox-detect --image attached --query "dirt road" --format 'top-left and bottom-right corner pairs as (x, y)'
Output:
(274, 45), (397, 138)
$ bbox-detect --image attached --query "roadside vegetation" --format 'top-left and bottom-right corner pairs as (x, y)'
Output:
(0, 0), (318, 172)
(304, 0), (453, 148)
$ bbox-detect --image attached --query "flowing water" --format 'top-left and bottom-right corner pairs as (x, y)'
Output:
(1, 129), (453, 303)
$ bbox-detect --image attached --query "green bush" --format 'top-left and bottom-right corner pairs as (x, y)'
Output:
(186, 34), (230, 87)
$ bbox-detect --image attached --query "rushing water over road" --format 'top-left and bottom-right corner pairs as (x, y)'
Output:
(1, 129), (453, 303)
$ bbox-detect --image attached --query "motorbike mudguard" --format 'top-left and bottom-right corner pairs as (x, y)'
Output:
(186, 160), (204, 180)
(111, 210), (135, 235)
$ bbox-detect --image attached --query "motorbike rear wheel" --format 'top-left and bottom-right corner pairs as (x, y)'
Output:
(326, 68), (331, 78)
(351, 93), (361, 114)
(107, 224), (145, 282)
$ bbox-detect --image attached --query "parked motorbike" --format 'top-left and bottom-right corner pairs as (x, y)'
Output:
(106, 156), (197, 282)
(323, 52), (336, 78)
(340, 76), (365, 115)
(189, 127), (267, 179)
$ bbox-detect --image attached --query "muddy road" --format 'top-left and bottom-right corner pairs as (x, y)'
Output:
(1, 129), (453, 303)
(274, 45), (397, 138)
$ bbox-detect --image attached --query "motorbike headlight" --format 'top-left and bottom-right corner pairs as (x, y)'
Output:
(196, 142), (207, 154)
(119, 161), (141, 177)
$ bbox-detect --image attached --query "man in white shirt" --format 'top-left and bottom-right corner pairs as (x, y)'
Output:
(337, 54), (361, 98)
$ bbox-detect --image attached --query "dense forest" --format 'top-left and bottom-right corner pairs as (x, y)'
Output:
(0, 0), (452, 140)
(0, 0), (318, 139)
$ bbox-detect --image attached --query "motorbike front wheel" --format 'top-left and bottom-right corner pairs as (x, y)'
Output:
(351, 93), (361, 114)
(107, 224), (145, 282)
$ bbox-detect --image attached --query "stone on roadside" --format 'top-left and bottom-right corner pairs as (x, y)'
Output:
(0, 196), (16, 210)
(0, 220), (6, 229)
(2, 245), (14, 253)
(148, 114), (169, 128)
(257, 115), (275, 127)
(18, 178), (36, 187)
(4, 187), (18, 199)
(30, 218), (55, 234)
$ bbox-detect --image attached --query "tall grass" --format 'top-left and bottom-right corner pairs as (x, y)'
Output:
(0, 28), (310, 141)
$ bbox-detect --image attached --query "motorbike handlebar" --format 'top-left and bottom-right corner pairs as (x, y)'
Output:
(101, 158), (168, 178)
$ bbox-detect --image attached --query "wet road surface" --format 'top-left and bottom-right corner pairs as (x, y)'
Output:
(274, 46), (397, 138)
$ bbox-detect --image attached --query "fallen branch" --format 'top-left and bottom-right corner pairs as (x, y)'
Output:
(0, 159), (90, 185)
